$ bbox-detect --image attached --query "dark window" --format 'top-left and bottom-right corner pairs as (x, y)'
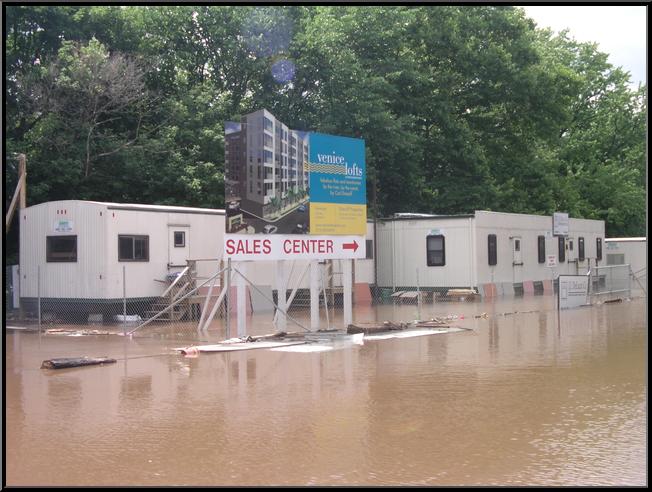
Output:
(538, 235), (546, 263)
(488, 234), (497, 266)
(558, 236), (566, 263)
(174, 231), (185, 248)
(365, 239), (374, 260)
(578, 237), (585, 261)
(426, 235), (445, 266)
(596, 238), (602, 261)
(119, 235), (149, 261)
(47, 236), (77, 262)
(263, 117), (273, 131)
(569, 239), (574, 251)
(514, 238), (520, 252)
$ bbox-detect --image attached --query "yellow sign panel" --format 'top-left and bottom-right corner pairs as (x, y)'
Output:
(310, 203), (367, 235)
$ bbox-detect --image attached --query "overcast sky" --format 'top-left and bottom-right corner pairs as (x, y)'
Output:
(521, 5), (647, 89)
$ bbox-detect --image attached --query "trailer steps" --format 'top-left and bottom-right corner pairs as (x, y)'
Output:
(144, 261), (197, 322)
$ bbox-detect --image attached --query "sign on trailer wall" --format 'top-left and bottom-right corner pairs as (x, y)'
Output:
(552, 212), (569, 236)
(223, 109), (366, 260)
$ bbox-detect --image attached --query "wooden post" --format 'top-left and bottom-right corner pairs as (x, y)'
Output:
(123, 266), (127, 334)
(19, 154), (26, 210)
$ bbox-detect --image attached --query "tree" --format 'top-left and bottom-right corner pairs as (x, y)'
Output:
(27, 38), (151, 178)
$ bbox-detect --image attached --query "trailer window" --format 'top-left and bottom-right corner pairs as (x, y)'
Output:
(426, 235), (445, 266)
(119, 235), (149, 261)
(537, 235), (546, 264)
(488, 234), (497, 266)
(47, 236), (77, 262)
(365, 239), (374, 260)
(596, 238), (602, 261)
(578, 237), (585, 261)
(558, 236), (566, 263)
(174, 231), (185, 248)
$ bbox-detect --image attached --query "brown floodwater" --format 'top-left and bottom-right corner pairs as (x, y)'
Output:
(4, 296), (647, 486)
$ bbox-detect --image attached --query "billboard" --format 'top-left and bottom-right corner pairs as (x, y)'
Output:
(558, 275), (589, 309)
(224, 109), (366, 260)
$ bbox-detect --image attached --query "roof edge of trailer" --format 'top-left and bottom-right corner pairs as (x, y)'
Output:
(474, 210), (604, 223)
(25, 200), (226, 215)
(378, 213), (475, 221)
(605, 237), (647, 242)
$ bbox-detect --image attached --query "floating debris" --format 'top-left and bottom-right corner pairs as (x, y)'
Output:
(347, 321), (409, 335)
(41, 357), (116, 370)
(45, 328), (116, 336)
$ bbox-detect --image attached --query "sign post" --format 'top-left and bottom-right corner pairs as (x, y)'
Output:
(276, 260), (288, 332)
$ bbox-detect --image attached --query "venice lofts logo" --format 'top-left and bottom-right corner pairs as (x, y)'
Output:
(307, 152), (363, 177)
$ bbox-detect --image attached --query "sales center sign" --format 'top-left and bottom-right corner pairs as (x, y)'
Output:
(224, 235), (365, 261)
(223, 110), (366, 261)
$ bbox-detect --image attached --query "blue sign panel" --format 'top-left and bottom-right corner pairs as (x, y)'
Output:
(308, 132), (366, 205)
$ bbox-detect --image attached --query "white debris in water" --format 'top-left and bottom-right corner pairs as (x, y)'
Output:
(364, 327), (465, 341)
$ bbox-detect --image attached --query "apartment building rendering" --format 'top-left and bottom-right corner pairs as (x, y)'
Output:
(225, 109), (309, 232)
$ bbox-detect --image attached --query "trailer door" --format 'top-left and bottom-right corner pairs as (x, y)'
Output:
(168, 226), (190, 269)
(512, 236), (523, 284)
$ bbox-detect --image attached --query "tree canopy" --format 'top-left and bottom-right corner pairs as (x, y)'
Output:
(5, 5), (647, 261)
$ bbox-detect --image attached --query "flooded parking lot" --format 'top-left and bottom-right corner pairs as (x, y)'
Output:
(5, 296), (647, 486)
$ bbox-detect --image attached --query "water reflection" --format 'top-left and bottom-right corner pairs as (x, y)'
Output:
(4, 298), (646, 486)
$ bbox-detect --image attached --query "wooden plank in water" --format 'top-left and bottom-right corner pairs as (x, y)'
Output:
(347, 321), (408, 334)
(41, 357), (117, 370)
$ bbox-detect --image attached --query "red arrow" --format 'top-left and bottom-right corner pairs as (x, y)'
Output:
(343, 240), (358, 252)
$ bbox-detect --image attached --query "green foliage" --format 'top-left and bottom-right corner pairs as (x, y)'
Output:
(4, 4), (646, 263)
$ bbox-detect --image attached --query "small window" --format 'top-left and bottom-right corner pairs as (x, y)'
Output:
(174, 231), (185, 248)
(607, 253), (625, 265)
(119, 235), (149, 261)
(514, 239), (520, 252)
(426, 235), (445, 266)
(537, 235), (546, 264)
(558, 236), (566, 263)
(488, 234), (497, 266)
(578, 237), (585, 261)
(47, 236), (77, 262)
(365, 239), (374, 260)
(596, 238), (602, 261)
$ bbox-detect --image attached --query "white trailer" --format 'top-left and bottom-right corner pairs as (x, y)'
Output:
(18, 200), (376, 316)
(376, 210), (605, 294)
(604, 237), (647, 287)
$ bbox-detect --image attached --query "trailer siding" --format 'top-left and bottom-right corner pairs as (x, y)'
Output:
(473, 211), (604, 286)
(376, 217), (473, 289)
(20, 201), (107, 299)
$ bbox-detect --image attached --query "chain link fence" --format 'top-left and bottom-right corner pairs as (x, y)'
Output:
(588, 264), (642, 302)
(6, 259), (646, 339)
